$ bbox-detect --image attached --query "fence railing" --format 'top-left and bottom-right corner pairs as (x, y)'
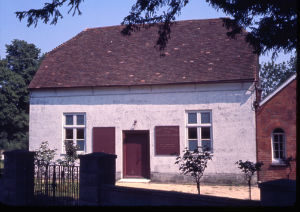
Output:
(34, 163), (79, 206)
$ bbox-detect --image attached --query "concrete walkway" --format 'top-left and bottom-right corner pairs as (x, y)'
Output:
(116, 182), (260, 200)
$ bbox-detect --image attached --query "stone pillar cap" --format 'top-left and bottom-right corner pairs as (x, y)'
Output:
(3, 150), (35, 156)
(258, 179), (296, 190)
(79, 152), (117, 159)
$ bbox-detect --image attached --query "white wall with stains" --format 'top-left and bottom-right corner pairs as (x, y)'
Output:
(29, 82), (257, 183)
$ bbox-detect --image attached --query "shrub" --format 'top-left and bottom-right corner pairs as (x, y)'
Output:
(236, 160), (263, 200)
(175, 147), (213, 195)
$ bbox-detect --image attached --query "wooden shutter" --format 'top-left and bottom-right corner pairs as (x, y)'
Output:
(155, 126), (180, 155)
(93, 127), (115, 154)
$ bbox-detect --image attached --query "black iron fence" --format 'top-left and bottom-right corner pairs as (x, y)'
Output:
(34, 163), (80, 206)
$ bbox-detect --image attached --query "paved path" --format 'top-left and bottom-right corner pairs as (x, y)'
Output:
(116, 182), (260, 200)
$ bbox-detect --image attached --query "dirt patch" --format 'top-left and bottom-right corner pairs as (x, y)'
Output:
(116, 182), (260, 200)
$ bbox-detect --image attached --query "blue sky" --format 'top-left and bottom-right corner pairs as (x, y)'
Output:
(0, 0), (293, 63)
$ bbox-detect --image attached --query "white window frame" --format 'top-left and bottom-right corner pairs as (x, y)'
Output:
(185, 110), (213, 152)
(62, 113), (86, 154)
(271, 129), (286, 164)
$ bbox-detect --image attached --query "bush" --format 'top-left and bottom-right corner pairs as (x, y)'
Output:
(175, 147), (213, 195)
(236, 160), (263, 200)
(34, 141), (57, 165)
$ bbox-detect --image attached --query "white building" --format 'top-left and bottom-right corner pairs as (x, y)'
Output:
(29, 19), (259, 184)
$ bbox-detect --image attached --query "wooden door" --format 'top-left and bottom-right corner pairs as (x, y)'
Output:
(123, 130), (150, 178)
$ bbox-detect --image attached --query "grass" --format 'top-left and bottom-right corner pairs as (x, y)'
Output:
(0, 160), (3, 177)
(0, 160), (3, 169)
(34, 179), (79, 200)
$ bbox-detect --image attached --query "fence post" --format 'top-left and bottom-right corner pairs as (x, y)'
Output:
(1, 150), (35, 206)
(79, 152), (117, 206)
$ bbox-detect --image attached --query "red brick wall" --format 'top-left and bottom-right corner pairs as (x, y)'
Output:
(256, 80), (296, 182)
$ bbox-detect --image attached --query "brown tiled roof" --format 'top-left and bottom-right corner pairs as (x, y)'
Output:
(29, 18), (258, 89)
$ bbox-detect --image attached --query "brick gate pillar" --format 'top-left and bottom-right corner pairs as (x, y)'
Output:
(259, 179), (296, 206)
(79, 152), (117, 205)
(1, 150), (35, 206)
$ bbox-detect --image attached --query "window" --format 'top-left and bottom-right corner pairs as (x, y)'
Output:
(272, 128), (286, 163)
(186, 111), (212, 151)
(63, 113), (86, 153)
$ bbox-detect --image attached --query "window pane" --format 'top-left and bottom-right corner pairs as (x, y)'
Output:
(188, 140), (198, 151)
(201, 112), (210, 123)
(279, 135), (283, 142)
(188, 113), (197, 124)
(77, 128), (84, 139)
(201, 127), (210, 139)
(273, 135), (278, 142)
(77, 115), (84, 125)
(201, 140), (211, 151)
(274, 150), (279, 159)
(76, 140), (85, 151)
(274, 143), (279, 151)
(188, 128), (198, 139)
(279, 142), (283, 151)
(279, 151), (284, 159)
(65, 115), (73, 125)
(65, 129), (73, 139)
(64, 140), (73, 146)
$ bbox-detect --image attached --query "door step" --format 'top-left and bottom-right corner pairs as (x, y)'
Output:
(118, 178), (151, 183)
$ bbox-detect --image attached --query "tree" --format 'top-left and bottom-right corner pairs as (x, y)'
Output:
(236, 160), (263, 200)
(56, 140), (79, 166)
(15, 0), (297, 55)
(259, 55), (296, 98)
(175, 147), (213, 195)
(0, 40), (42, 151)
(34, 141), (57, 165)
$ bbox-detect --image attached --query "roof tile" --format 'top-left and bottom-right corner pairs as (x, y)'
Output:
(29, 18), (258, 89)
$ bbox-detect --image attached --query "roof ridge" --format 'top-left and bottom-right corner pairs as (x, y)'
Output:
(45, 30), (86, 56)
(43, 18), (231, 56)
(85, 17), (231, 31)
(259, 73), (297, 106)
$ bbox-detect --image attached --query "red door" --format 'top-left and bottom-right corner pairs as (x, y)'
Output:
(123, 131), (150, 178)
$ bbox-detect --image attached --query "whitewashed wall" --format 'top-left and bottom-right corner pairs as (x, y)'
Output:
(29, 82), (257, 183)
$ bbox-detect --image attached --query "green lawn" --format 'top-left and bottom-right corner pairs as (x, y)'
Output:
(34, 179), (79, 200)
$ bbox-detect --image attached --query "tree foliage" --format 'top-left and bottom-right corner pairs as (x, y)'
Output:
(0, 40), (42, 150)
(236, 160), (263, 200)
(15, 0), (83, 27)
(206, 0), (297, 56)
(259, 55), (296, 98)
(56, 140), (79, 166)
(34, 141), (57, 165)
(15, 0), (297, 55)
(175, 147), (213, 195)
(34, 140), (79, 166)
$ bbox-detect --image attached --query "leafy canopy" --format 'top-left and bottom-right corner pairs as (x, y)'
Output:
(236, 160), (263, 200)
(175, 147), (213, 194)
(34, 141), (57, 165)
(259, 55), (296, 98)
(0, 40), (42, 150)
(15, 0), (297, 55)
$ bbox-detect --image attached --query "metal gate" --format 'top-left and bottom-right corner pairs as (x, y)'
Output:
(34, 163), (80, 206)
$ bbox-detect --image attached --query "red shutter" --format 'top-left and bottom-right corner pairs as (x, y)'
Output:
(92, 127), (115, 154)
(155, 126), (180, 155)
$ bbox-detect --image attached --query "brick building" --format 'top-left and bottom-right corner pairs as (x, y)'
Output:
(256, 74), (296, 182)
